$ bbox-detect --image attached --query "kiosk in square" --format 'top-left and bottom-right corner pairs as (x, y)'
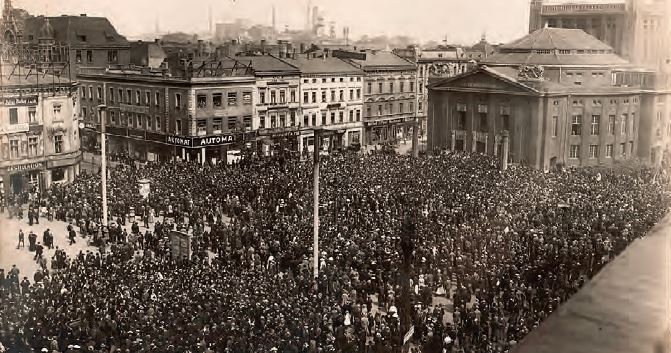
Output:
(169, 230), (192, 261)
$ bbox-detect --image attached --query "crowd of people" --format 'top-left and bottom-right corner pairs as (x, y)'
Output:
(1, 151), (669, 353)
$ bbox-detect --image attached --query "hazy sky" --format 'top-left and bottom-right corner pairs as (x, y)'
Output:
(13, 0), (531, 44)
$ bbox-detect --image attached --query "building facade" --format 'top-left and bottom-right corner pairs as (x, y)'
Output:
(285, 56), (364, 154)
(395, 46), (474, 139)
(343, 51), (418, 146)
(529, 0), (670, 70)
(428, 28), (668, 169)
(0, 64), (81, 197)
(21, 14), (130, 76)
(77, 60), (256, 164)
(235, 55), (302, 155)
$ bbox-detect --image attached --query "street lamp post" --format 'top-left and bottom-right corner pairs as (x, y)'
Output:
(313, 128), (322, 279)
(98, 105), (108, 227)
(412, 51), (420, 158)
(312, 128), (321, 279)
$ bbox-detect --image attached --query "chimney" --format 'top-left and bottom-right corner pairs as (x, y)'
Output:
(154, 38), (160, 43)
(80, 14), (87, 17)
(293, 48), (297, 59)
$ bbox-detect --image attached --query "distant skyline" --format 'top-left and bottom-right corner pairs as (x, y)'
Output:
(11, 0), (532, 45)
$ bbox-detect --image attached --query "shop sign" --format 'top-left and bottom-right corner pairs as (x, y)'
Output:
(166, 135), (193, 147)
(128, 130), (146, 140)
(0, 96), (38, 106)
(269, 130), (300, 138)
(366, 118), (404, 127)
(1, 123), (29, 133)
(7, 161), (45, 173)
(119, 104), (150, 114)
(194, 134), (238, 147)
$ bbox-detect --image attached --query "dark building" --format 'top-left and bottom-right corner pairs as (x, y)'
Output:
(130, 40), (167, 69)
(77, 60), (256, 164)
(428, 28), (669, 169)
(21, 14), (130, 75)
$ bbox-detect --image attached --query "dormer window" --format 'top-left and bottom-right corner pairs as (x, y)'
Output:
(78, 35), (87, 42)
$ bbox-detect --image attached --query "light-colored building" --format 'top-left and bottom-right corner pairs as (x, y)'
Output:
(529, 0), (670, 71)
(428, 27), (669, 169)
(342, 50), (418, 146)
(0, 64), (81, 197)
(235, 55), (302, 155)
(284, 56), (364, 153)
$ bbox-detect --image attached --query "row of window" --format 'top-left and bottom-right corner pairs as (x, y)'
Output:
(197, 92), (252, 109)
(366, 102), (418, 117)
(561, 113), (635, 137)
(366, 81), (415, 95)
(568, 142), (633, 159)
(303, 77), (362, 84)
(302, 89), (362, 104)
(74, 50), (119, 64)
(7, 105), (62, 125)
(196, 117), (253, 135)
(259, 110), (363, 129)
(454, 111), (509, 131)
(5, 135), (64, 159)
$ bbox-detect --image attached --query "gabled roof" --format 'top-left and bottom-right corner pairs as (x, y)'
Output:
(501, 28), (613, 51)
(23, 15), (129, 48)
(282, 57), (362, 75)
(234, 55), (300, 76)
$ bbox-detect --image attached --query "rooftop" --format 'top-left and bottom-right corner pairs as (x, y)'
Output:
(543, 0), (625, 4)
(348, 50), (416, 70)
(234, 55), (300, 76)
(500, 28), (613, 51)
(22, 15), (129, 48)
(283, 57), (362, 75)
(485, 28), (629, 66)
(511, 214), (670, 353)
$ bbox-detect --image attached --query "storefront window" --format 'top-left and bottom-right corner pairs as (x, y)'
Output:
(52, 167), (66, 182)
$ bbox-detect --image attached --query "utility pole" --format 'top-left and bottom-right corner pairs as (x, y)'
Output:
(412, 50), (420, 158)
(313, 128), (321, 279)
(98, 105), (108, 227)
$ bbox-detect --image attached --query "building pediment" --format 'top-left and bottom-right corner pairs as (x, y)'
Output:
(430, 66), (540, 94)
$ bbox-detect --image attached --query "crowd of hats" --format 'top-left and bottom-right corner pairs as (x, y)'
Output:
(0, 151), (669, 353)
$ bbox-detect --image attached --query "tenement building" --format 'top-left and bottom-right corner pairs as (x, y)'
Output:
(21, 13), (130, 76)
(427, 27), (669, 169)
(235, 55), (301, 155)
(394, 45), (473, 138)
(0, 63), (81, 196)
(77, 59), (256, 164)
(342, 50), (418, 146)
(283, 56), (364, 154)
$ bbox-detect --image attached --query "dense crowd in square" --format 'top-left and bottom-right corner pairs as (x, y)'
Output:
(1, 150), (669, 353)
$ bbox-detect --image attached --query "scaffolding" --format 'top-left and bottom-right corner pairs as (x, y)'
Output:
(0, 38), (72, 100)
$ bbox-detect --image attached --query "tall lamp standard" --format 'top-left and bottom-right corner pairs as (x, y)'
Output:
(97, 105), (108, 227)
(313, 127), (322, 279)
